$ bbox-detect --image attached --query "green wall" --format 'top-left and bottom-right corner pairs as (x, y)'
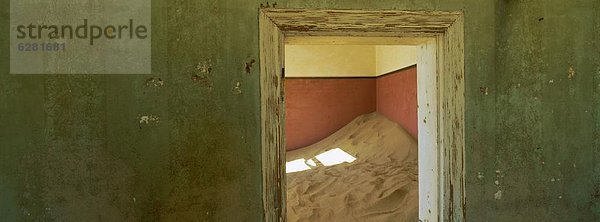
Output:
(1, 0), (598, 221)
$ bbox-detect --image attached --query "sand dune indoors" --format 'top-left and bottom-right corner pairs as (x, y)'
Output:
(286, 112), (418, 222)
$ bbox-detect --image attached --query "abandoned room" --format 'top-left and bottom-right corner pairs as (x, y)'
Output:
(0, 0), (599, 222)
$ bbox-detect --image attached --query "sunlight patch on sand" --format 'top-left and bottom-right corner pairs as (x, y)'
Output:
(286, 159), (312, 173)
(315, 148), (356, 166)
(286, 148), (356, 173)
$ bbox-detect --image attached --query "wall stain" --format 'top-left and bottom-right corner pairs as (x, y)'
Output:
(479, 87), (489, 95)
(245, 59), (256, 74)
(191, 74), (213, 90)
(260, 2), (277, 8)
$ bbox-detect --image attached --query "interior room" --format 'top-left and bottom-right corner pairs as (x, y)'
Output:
(284, 44), (420, 221)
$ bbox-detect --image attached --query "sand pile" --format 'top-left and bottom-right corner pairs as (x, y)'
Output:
(286, 112), (418, 222)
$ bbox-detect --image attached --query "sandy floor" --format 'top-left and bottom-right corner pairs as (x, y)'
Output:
(286, 112), (418, 222)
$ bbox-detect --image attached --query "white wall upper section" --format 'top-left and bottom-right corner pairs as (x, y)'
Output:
(285, 45), (416, 77)
(376, 46), (417, 75)
(285, 45), (376, 77)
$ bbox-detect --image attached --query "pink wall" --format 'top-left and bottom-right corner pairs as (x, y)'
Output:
(285, 65), (418, 150)
(376, 66), (418, 138)
(284, 78), (376, 150)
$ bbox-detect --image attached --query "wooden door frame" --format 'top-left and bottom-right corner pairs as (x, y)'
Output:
(259, 9), (465, 222)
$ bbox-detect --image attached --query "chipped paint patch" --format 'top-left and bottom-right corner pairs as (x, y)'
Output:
(234, 82), (243, 94)
(146, 77), (165, 87)
(191, 60), (214, 90)
(548, 79), (554, 84)
(494, 180), (499, 185)
(568, 66), (575, 79)
(494, 190), (502, 200)
(479, 87), (489, 95)
(196, 60), (213, 74)
(139, 115), (160, 124)
(260, 2), (277, 8)
(245, 59), (256, 74)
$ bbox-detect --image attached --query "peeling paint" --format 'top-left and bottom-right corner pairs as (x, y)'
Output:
(245, 59), (256, 74)
(191, 60), (214, 90)
(494, 180), (499, 185)
(145, 77), (165, 87)
(139, 115), (160, 124)
(260, 2), (277, 8)
(196, 60), (213, 74)
(549, 79), (554, 84)
(494, 190), (502, 200)
(568, 66), (576, 79)
(479, 87), (489, 95)
(234, 82), (243, 94)
(477, 172), (484, 179)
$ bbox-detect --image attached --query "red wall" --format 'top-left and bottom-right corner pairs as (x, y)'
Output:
(284, 78), (376, 150)
(284, 66), (418, 150)
(376, 66), (418, 138)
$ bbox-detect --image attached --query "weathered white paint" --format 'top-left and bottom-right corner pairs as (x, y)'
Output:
(259, 11), (286, 222)
(417, 39), (439, 221)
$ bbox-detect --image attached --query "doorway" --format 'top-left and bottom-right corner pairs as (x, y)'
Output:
(259, 9), (465, 222)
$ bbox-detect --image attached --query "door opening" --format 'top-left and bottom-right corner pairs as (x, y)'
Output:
(259, 9), (465, 222)
(283, 43), (419, 221)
